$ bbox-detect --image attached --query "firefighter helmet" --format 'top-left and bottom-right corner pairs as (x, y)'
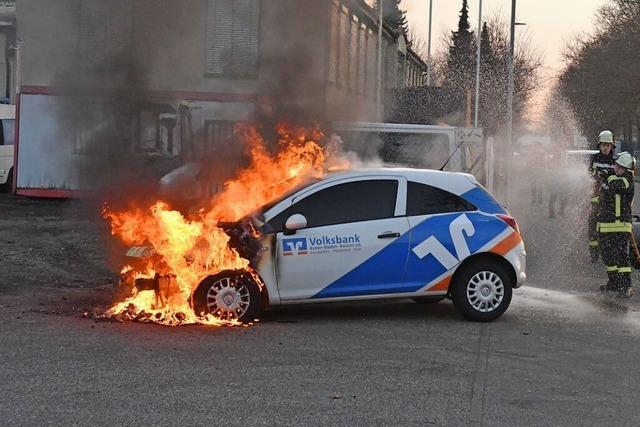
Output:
(615, 151), (636, 170)
(598, 130), (614, 145)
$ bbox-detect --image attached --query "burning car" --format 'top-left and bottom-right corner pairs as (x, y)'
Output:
(176, 168), (524, 323)
(105, 124), (525, 325)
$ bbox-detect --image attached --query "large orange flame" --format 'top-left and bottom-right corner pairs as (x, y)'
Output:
(102, 123), (338, 326)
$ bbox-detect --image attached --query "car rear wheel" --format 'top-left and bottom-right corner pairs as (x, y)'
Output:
(193, 270), (261, 323)
(450, 261), (513, 322)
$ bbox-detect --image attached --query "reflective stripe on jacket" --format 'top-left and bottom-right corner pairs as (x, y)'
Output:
(597, 172), (634, 233)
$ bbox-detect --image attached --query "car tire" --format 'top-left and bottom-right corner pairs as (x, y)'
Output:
(193, 270), (261, 323)
(450, 260), (513, 322)
(412, 296), (446, 304)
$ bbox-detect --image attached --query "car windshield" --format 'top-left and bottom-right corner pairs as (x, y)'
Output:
(251, 177), (322, 221)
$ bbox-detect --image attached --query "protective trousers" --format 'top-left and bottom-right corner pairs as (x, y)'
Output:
(588, 198), (599, 258)
(599, 232), (631, 291)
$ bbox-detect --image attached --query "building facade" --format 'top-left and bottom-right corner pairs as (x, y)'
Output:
(15, 0), (425, 195)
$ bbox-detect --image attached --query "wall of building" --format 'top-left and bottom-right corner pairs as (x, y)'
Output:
(18, 0), (262, 96)
(258, 0), (329, 120)
(14, 0), (418, 193)
(131, 0), (259, 96)
(17, 0), (79, 88)
(324, 0), (398, 122)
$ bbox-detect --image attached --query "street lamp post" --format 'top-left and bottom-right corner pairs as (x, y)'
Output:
(426, 0), (433, 86)
(474, 0), (482, 128)
(377, 0), (384, 121)
(506, 0), (516, 201)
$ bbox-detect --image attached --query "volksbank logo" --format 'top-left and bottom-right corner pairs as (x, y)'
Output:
(283, 238), (308, 256)
(283, 234), (362, 256)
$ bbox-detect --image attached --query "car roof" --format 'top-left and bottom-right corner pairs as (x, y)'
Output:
(260, 168), (484, 224)
(322, 167), (478, 196)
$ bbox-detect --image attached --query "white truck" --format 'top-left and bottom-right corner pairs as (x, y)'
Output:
(333, 122), (484, 176)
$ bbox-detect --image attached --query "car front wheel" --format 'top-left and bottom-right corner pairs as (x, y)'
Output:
(193, 270), (261, 323)
(450, 261), (513, 322)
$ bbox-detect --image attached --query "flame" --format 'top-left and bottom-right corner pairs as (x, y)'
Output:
(102, 123), (335, 326)
(205, 124), (326, 223)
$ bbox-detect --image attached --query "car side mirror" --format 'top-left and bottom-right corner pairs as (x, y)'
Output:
(284, 214), (307, 235)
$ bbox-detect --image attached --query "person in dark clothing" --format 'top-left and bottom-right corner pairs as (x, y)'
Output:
(588, 130), (615, 261)
(549, 148), (568, 218)
(598, 151), (636, 298)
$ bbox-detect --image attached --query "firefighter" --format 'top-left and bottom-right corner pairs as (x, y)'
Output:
(588, 130), (615, 261)
(598, 151), (636, 298)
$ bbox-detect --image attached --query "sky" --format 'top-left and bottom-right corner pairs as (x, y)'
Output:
(401, 0), (608, 120)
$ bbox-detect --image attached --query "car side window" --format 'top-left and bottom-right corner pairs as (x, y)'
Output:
(265, 179), (398, 232)
(406, 181), (476, 216)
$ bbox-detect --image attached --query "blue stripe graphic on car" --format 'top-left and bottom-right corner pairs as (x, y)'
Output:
(461, 187), (506, 214)
(311, 212), (508, 299)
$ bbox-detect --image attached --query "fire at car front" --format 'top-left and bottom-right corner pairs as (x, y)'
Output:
(100, 123), (342, 326)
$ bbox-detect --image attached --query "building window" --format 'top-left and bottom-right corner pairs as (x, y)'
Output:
(366, 29), (377, 98)
(349, 15), (359, 92)
(358, 24), (366, 95)
(203, 120), (235, 155)
(338, 6), (350, 87)
(135, 105), (180, 157)
(206, 0), (260, 77)
(328, 1), (340, 84)
(78, 0), (132, 69)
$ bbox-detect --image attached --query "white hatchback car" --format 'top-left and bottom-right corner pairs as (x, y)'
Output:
(192, 168), (526, 322)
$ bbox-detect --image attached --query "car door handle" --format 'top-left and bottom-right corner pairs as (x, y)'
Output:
(377, 232), (401, 239)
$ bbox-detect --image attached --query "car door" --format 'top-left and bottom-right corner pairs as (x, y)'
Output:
(268, 177), (411, 301)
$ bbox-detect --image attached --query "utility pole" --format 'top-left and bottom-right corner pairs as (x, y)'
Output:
(506, 0), (516, 198)
(426, 0), (433, 86)
(474, 0), (482, 128)
(377, 0), (384, 121)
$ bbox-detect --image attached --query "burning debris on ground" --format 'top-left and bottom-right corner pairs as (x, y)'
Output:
(99, 122), (344, 326)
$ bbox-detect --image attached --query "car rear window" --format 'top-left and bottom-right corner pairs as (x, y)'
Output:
(406, 181), (476, 216)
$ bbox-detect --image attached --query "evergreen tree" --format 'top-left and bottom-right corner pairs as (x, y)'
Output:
(450, 0), (474, 54)
(435, 11), (541, 135)
(480, 22), (492, 64)
(444, 0), (476, 92)
(374, 0), (408, 36)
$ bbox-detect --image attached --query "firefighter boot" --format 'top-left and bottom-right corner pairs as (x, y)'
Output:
(618, 287), (636, 298)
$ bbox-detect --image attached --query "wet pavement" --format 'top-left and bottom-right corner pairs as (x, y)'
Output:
(2, 193), (640, 425)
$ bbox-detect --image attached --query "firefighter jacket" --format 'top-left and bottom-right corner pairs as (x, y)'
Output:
(597, 171), (634, 233)
(589, 151), (615, 200)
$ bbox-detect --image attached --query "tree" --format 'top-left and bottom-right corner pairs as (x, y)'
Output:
(374, 0), (408, 36)
(435, 9), (542, 136)
(443, 0), (476, 93)
(558, 0), (640, 149)
(542, 86), (581, 148)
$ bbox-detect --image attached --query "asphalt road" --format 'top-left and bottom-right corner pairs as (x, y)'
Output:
(2, 193), (640, 426)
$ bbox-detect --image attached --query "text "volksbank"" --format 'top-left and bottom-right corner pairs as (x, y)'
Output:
(309, 235), (361, 246)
